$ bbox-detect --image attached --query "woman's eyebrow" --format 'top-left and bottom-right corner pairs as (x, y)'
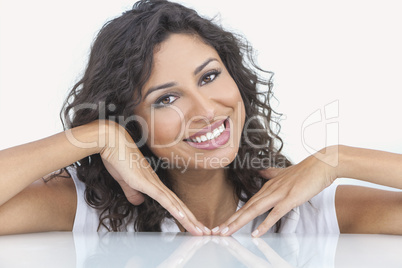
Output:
(144, 82), (177, 100)
(194, 58), (218, 75)
(144, 57), (218, 100)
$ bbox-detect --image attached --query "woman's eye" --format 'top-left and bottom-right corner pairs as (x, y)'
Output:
(155, 95), (178, 106)
(200, 70), (221, 86)
(201, 74), (216, 85)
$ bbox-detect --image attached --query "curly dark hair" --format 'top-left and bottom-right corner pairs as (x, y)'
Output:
(61, 0), (291, 232)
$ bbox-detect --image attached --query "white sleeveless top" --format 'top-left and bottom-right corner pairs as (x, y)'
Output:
(69, 168), (340, 234)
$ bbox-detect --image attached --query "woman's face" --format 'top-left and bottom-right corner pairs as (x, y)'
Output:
(134, 33), (245, 171)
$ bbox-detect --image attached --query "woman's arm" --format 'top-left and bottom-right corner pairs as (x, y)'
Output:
(0, 120), (209, 235)
(0, 123), (99, 235)
(0, 122), (99, 207)
(334, 145), (402, 234)
(336, 184), (402, 234)
(337, 145), (402, 189)
(216, 145), (402, 237)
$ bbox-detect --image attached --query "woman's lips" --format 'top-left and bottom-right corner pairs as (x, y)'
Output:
(184, 118), (230, 150)
(185, 118), (227, 141)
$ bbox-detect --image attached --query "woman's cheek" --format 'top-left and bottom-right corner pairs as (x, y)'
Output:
(147, 109), (184, 146)
(215, 76), (243, 105)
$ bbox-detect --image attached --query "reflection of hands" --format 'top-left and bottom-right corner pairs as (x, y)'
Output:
(252, 238), (294, 268)
(98, 120), (209, 236)
(217, 237), (293, 268)
(156, 235), (293, 268)
(157, 236), (211, 268)
(217, 147), (338, 237)
(217, 237), (268, 267)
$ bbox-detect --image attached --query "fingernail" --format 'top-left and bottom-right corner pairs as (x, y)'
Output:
(211, 226), (220, 233)
(196, 226), (203, 234)
(178, 211), (184, 218)
(204, 226), (211, 233)
(251, 229), (259, 237)
(221, 227), (229, 235)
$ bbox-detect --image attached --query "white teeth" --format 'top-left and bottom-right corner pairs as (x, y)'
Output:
(188, 122), (226, 143)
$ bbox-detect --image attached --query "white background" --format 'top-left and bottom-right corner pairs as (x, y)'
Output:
(1, 0), (401, 187)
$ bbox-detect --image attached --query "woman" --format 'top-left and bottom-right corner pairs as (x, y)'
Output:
(0, 0), (401, 236)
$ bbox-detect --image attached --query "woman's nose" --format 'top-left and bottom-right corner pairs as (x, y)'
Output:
(190, 92), (216, 123)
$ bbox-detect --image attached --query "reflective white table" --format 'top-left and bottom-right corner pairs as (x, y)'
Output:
(0, 232), (401, 267)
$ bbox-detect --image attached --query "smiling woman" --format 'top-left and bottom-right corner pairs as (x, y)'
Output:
(1, 0), (402, 237)
(59, 0), (290, 233)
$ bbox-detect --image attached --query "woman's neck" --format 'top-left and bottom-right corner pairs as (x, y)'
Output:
(169, 168), (238, 230)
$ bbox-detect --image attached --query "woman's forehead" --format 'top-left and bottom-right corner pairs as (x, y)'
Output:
(150, 34), (220, 76)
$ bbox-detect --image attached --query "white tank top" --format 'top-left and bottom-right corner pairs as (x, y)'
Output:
(68, 167), (340, 234)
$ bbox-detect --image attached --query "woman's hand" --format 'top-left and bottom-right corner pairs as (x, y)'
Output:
(214, 146), (339, 237)
(99, 121), (210, 236)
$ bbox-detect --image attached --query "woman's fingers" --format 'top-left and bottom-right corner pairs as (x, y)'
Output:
(147, 188), (203, 235)
(216, 177), (300, 236)
(212, 195), (263, 235)
(214, 168), (284, 230)
(138, 179), (210, 235)
(252, 201), (295, 237)
(146, 171), (211, 235)
(212, 180), (280, 235)
(170, 192), (211, 235)
(218, 195), (298, 237)
(141, 180), (209, 236)
(163, 185), (211, 235)
(218, 195), (279, 236)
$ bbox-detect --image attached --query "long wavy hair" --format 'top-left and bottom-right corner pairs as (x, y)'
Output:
(61, 0), (291, 231)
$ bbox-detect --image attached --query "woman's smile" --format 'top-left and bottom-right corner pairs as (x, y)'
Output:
(184, 117), (230, 150)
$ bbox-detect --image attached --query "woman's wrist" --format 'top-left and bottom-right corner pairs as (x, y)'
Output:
(64, 121), (104, 155)
(66, 120), (128, 155)
(334, 144), (350, 180)
(335, 144), (372, 180)
(314, 145), (343, 182)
